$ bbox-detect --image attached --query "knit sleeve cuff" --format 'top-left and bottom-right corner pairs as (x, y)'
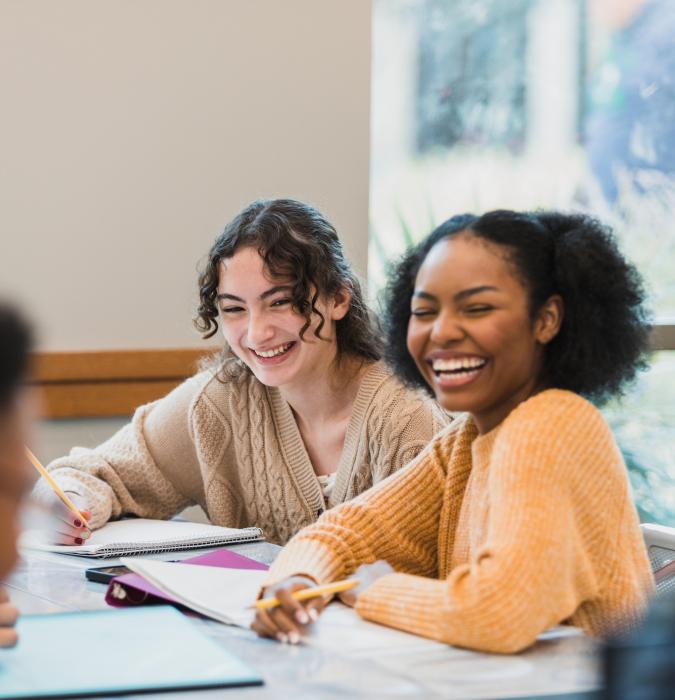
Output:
(354, 572), (450, 642)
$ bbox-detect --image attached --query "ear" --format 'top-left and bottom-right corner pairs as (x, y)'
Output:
(329, 284), (353, 321)
(534, 294), (563, 345)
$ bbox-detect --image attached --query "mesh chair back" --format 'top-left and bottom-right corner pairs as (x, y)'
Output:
(641, 524), (675, 596)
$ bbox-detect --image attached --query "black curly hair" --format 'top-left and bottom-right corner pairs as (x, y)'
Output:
(195, 199), (382, 363)
(0, 305), (32, 413)
(383, 209), (651, 405)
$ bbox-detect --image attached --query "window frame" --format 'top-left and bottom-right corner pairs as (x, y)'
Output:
(651, 324), (675, 351)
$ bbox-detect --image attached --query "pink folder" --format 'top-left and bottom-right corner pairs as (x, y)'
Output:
(105, 547), (269, 608)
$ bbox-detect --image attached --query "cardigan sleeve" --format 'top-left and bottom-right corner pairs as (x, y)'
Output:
(263, 426), (456, 588)
(354, 395), (634, 653)
(31, 373), (212, 529)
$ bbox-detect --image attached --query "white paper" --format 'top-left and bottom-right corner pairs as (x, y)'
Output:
(122, 558), (269, 627)
(306, 603), (451, 656)
(306, 604), (584, 657)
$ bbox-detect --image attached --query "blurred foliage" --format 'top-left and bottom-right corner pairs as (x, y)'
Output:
(602, 353), (675, 524)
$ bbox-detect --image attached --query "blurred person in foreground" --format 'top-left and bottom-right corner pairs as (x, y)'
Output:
(604, 584), (675, 699)
(0, 305), (35, 646)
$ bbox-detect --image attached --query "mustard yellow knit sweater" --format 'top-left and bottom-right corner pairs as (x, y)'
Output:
(265, 389), (654, 652)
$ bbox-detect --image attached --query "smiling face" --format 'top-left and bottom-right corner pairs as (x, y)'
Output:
(216, 246), (350, 390)
(406, 233), (562, 434)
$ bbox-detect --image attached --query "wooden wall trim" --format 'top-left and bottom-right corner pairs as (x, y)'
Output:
(31, 348), (217, 419)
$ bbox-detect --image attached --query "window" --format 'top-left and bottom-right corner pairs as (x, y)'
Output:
(371, 0), (675, 524)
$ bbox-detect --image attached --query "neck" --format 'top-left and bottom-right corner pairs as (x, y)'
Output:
(472, 376), (546, 435)
(280, 354), (368, 426)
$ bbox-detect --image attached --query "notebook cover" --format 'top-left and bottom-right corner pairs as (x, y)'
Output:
(0, 606), (262, 698)
(105, 547), (268, 608)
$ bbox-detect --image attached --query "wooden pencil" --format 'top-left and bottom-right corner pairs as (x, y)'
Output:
(254, 578), (359, 610)
(25, 447), (89, 526)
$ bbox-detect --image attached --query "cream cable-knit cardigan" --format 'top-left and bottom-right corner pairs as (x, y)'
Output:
(35, 361), (449, 544)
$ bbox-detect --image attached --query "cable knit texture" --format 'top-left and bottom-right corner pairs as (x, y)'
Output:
(264, 389), (654, 651)
(33, 360), (448, 545)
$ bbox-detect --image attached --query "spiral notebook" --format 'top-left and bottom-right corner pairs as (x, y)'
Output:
(21, 518), (263, 558)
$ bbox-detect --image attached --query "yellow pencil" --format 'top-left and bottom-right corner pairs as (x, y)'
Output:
(25, 448), (89, 527)
(254, 578), (359, 610)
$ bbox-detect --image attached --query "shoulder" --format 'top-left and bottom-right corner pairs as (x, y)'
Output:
(189, 359), (267, 421)
(501, 389), (609, 441)
(360, 361), (451, 433)
(493, 389), (622, 481)
(195, 359), (264, 403)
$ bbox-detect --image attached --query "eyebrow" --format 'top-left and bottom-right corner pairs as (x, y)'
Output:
(412, 285), (499, 303)
(217, 285), (293, 303)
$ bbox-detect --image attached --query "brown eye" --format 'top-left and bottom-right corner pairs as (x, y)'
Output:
(221, 306), (244, 314)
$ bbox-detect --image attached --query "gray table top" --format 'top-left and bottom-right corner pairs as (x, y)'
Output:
(6, 541), (602, 700)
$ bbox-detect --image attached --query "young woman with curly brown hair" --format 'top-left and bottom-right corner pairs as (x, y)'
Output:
(35, 199), (448, 545)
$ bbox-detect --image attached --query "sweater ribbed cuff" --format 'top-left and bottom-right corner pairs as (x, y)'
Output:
(355, 572), (449, 642)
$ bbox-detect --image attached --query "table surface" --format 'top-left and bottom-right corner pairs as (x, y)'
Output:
(6, 541), (602, 700)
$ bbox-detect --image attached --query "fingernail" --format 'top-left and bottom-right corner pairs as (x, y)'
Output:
(308, 608), (319, 622)
(288, 631), (300, 645)
(295, 610), (309, 624)
(73, 519), (82, 528)
(81, 530), (91, 540)
(75, 537), (83, 545)
(276, 632), (288, 644)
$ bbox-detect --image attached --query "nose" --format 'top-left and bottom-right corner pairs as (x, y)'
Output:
(429, 309), (465, 346)
(246, 309), (275, 348)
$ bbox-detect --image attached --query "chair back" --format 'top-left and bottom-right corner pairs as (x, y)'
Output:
(641, 523), (675, 596)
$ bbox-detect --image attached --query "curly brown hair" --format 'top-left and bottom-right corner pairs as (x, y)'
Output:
(195, 199), (382, 364)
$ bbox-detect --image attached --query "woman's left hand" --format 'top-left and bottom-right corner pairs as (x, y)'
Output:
(0, 587), (19, 647)
(339, 560), (394, 607)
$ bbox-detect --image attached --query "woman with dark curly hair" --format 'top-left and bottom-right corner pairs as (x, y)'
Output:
(35, 199), (448, 545)
(0, 305), (34, 647)
(253, 209), (654, 652)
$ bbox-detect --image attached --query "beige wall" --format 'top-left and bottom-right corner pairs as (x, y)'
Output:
(0, 0), (371, 351)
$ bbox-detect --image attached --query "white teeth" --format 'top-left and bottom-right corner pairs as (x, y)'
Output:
(254, 343), (293, 358)
(431, 357), (486, 372)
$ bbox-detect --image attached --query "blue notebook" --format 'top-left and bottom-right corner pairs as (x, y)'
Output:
(0, 606), (262, 699)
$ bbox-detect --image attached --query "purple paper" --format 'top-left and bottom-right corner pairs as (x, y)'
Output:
(105, 547), (268, 608)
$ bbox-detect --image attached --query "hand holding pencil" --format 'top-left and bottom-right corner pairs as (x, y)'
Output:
(251, 561), (395, 644)
(25, 448), (93, 545)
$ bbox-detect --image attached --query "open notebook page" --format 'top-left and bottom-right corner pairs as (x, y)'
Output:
(122, 558), (268, 627)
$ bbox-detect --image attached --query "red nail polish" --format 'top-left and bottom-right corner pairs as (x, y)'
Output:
(73, 519), (82, 528)
(75, 537), (83, 545)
